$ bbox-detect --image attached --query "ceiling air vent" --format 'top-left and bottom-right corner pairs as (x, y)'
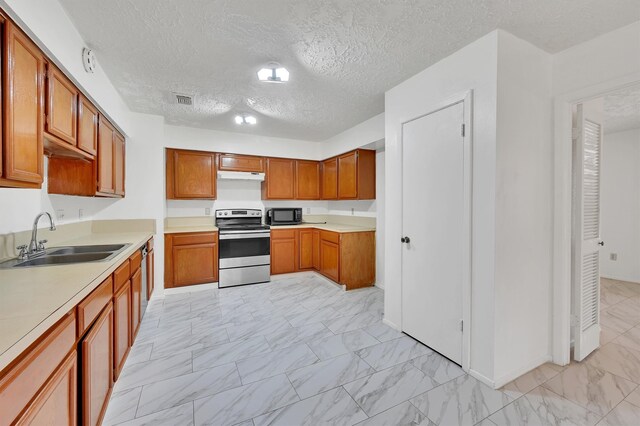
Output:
(174, 94), (193, 106)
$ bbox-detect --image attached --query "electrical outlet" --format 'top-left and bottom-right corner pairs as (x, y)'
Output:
(78, 209), (84, 220)
(205, 207), (211, 215)
(610, 253), (618, 261)
(56, 209), (65, 220)
(306, 207), (311, 214)
(351, 208), (354, 216)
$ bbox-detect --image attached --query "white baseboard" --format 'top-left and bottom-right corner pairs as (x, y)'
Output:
(469, 369), (495, 388)
(492, 354), (553, 389)
(382, 317), (401, 331)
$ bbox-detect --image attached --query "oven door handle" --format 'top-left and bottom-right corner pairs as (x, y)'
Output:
(219, 232), (271, 240)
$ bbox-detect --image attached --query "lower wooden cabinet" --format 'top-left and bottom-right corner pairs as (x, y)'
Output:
(270, 228), (375, 290)
(113, 279), (131, 380)
(81, 301), (113, 426)
(320, 239), (340, 282)
(15, 351), (77, 426)
(270, 229), (297, 274)
(165, 232), (219, 288)
(131, 268), (142, 339)
(298, 229), (314, 270)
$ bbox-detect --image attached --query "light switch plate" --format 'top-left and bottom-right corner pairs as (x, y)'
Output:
(610, 253), (618, 261)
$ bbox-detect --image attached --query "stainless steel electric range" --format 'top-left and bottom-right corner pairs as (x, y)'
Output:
(216, 209), (271, 288)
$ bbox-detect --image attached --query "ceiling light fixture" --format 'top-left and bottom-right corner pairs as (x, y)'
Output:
(235, 114), (257, 125)
(257, 63), (289, 83)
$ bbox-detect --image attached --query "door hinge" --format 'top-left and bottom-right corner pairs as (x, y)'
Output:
(461, 124), (466, 137)
(459, 319), (463, 332)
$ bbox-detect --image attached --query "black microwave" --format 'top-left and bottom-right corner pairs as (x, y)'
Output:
(266, 208), (302, 225)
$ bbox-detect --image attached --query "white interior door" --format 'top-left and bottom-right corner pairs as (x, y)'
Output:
(401, 101), (465, 365)
(572, 103), (603, 361)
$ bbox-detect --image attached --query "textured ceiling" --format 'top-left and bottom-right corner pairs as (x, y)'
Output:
(604, 86), (640, 134)
(58, 0), (640, 141)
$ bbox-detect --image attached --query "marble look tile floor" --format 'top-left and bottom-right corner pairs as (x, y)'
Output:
(103, 275), (640, 425)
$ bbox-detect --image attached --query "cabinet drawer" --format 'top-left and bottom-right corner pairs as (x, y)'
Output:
(320, 230), (340, 245)
(113, 260), (130, 292)
(271, 229), (297, 240)
(0, 311), (76, 425)
(77, 276), (113, 336)
(171, 232), (217, 246)
(129, 249), (142, 272)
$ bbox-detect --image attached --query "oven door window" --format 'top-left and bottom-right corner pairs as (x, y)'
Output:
(219, 236), (270, 259)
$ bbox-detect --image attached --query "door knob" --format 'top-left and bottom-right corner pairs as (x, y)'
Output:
(401, 236), (411, 244)
(598, 241), (604, 246)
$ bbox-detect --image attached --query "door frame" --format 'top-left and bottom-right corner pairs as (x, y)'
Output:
(552, 73), (640, 365)
(399, 90), (473, 372)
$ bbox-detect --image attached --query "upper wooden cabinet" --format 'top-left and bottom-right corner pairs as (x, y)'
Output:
(97, 116), (115, 194)
(77, 95), (98, 156)
(218, 153), (264, 172)
(337, 149), (376, 200)
(0, 20), (45, 188)
(45, 64), (78, 146)
(166, 148), (217, 199)
(262, 157), (295, 199)
(295, 160), (320, 200)
(114, 132), (125, 196)
(321, 157), (338, 200)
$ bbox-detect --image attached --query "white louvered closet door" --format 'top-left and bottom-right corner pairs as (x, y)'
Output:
(573, 104), (603, 361)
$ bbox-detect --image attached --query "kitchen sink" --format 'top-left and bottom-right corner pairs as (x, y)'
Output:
(47, 244), (128, 256)
(0, 243), (131, 269)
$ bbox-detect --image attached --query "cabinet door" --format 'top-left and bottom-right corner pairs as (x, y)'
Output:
(296, 160), (320, 200)
(81, 302), (113, 426)
(338, 151), (358, 199)
(131, 268), (142, 339)
(77, 95), (98, 155)
(320, 240), (340, 282)
(2, 21), (44, 185)
(97, 116), (115, 194)
(113, 280), (131, 380)
(299, 229), (314, 270)
(172, 150), (217, 199)
(321, 157), (338, 200)
(271, 238), (297, 274)
(312, 230), (320, 270)
(147, 248), (155, 299)
(172, 243), (217, 287)
(264, 158), (295, 199)
(114, 132), (125, 196)
(218, 153), (264, 172)
(45, 65), (78, 145)
(15, 351), (77, 426)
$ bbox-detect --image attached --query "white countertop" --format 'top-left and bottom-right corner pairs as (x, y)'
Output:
(268, 223), (376, 233)
(0, 231), (153, 371)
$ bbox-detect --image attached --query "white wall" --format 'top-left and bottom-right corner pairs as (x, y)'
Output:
(321, 113), (384, 158)
(493, 31), (553, 384)
(385, 31), (499, 382)
(600, 128), (640, 283)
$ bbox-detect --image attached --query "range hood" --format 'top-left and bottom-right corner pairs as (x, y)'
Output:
(217, 171), (265, 181)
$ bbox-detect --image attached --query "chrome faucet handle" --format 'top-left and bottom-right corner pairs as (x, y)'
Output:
(37, 239), (48, 251)
(16, 245), (28, 259)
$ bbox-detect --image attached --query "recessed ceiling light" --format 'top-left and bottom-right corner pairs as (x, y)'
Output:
(235, 114), (257, 125)
(257, 63), (289, 83)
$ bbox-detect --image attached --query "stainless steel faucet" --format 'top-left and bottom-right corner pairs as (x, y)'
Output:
(17, 212), (57, 259)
